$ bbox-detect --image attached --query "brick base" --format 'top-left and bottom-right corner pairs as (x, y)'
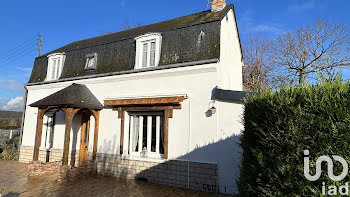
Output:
(28, 161), (62, 177)
(96, 153), (218, 193)
(28, 160), (97, 182)
(58, 160), (97, 182)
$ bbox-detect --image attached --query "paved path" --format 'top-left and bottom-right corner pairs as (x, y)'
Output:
(0, 161), (226, 197)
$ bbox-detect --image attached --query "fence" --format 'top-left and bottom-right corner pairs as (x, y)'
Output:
(0, 129), (20, 138)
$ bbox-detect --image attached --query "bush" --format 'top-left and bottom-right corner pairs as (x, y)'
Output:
(0, 147), (17, 160)
(238, 75), (350, 196)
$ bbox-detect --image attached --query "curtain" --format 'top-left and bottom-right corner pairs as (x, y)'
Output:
(132, 116), (139, 152)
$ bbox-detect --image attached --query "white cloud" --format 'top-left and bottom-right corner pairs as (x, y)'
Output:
(237, 9), (284, 35)
(251, 24), (284, 34)
(16, 67), (32, 72)
(2, 96), (24, 111)
(288, 0), (315, 13)
(0, 79), (24, 93)
(16, 67), (32, 77)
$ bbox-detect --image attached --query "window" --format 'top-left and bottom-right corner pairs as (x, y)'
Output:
(128, 111), (164, 159)
(135, 33), (162, 69)
(85, 53), (98, 70)
(40, 113), (55, 150)
(46, 53), (65, 81)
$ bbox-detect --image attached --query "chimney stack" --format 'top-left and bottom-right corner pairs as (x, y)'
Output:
(211, 0), (226, 12)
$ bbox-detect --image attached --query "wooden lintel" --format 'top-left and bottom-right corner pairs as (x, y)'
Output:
(104, 96), (185, 106)
(113, 105), (181, 112)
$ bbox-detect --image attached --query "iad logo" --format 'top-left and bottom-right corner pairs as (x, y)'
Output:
(304, 150), (349, 195)
(304, 149), (348, 181)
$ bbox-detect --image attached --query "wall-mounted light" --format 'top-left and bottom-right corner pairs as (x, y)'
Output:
(209, 101), (216, 114)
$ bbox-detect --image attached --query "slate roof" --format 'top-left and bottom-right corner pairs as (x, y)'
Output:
(29, 83), (104, 109)
(28, 5), (236, 84)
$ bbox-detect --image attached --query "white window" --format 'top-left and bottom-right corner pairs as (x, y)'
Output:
(40, 113), (55, 150)
(85, 53), (98, 70)
(46, 53), (65, 81)
(135, 33), (162, 69)
(128, 112), (164, 159)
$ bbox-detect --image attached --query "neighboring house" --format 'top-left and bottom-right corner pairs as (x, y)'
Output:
(19, 1), (244, 194)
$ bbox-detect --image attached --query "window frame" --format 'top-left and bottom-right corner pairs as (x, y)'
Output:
(39, 113), (55, 151)
(85, 53), (98, 71)
(127, 111), (164, 159)
(46, 53), (65, 81)
(134, 33), (162, 69)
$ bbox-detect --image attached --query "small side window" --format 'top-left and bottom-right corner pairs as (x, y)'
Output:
(85, 53), (98, 70)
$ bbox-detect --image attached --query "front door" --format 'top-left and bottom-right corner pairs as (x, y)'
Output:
(79, 111), (90, 165)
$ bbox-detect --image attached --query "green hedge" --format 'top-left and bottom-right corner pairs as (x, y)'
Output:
(238, 75), (350, 196)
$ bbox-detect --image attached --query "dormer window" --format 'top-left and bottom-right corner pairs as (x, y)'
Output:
(85, 53), (98, 70)
(135, 33), (162, 69)
(46, 53), (65, 81)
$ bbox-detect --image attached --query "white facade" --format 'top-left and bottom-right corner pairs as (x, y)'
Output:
(20, 8), (243, 194)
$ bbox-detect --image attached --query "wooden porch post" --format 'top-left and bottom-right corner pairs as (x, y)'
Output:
(62, 108), (79, 165)
(163, 109), (173, 160)
(118, 109), (125, 155)
(91, 110), (100, 161)
(33, 108), (46, 161)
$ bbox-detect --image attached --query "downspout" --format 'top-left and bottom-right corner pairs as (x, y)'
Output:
(187, 96), (191, 188)
(17, 86), (28, 161)
(216, 99), (220, 193)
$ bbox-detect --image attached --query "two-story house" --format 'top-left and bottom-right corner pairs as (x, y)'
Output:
(19, 0), (244, 194)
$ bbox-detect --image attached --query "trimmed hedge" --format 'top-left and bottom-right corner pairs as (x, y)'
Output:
(238, 75), (350, 196)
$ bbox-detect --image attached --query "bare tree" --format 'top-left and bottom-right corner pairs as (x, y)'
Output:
(270, 18), (350, 85)
(242, 35), (271, 92)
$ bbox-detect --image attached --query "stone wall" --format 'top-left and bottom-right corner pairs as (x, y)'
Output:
(19, 146), (80, 167)
(18, 146), (34, 163)
(96, 153), (219, 193)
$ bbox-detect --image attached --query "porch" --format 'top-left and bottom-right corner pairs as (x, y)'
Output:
(28, 83), (103, 167)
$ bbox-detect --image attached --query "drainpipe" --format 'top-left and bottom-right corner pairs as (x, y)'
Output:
(187, 96), (191, 189)
(17, 86), (28, 161)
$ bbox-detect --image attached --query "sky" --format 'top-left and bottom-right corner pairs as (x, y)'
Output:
(0, 0), (349, 111)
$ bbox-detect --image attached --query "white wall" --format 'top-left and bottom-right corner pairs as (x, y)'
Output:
(217, 99), (244, 194)
(23, 64), (220, 163)
(219, 9), (243, 91)
(215, 9), (244, 194)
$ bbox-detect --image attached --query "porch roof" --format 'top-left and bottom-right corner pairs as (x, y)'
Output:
(29, 83), (104, 110)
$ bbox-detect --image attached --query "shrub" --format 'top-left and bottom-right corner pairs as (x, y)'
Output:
(0, 147), (17, 160)
(238, 75), (350, 196)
